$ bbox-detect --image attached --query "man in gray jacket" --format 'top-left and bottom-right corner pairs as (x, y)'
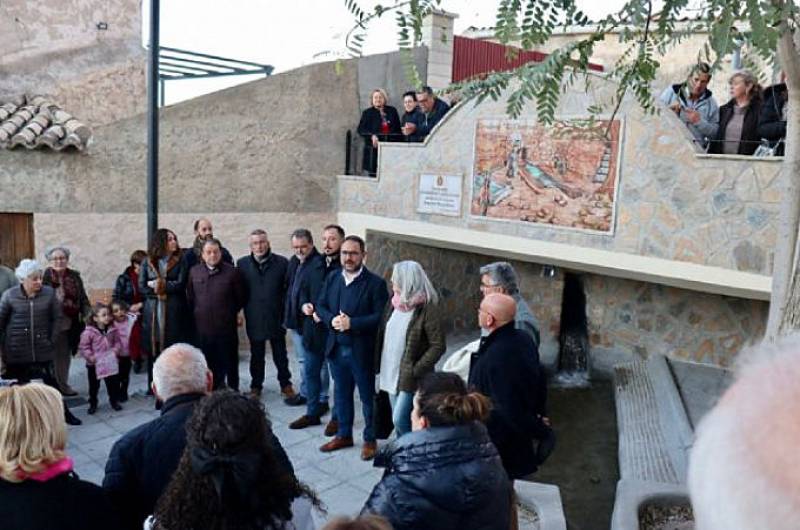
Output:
(0, 258), (17, 297)
(0, 259), (81, 425)
(659, 62), (720, 149)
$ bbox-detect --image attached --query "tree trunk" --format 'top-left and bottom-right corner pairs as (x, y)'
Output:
(767, 28), (800, 339)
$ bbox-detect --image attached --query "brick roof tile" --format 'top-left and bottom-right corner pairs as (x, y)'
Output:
(0, 95), (92, 151)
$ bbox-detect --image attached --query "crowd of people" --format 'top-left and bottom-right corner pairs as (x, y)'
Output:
(356, 85), (451, 176)
(0, 217), (555, 529)
(659, 62), (789, 156)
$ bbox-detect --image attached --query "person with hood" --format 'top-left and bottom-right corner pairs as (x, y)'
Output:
(362, 372), (512, 530)
(659, 62), (719, 149)
(757, 74), (788, 156)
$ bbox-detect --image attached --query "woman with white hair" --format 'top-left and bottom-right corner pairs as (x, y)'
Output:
(0, 383), (114, 529)
(374, 260), (445, 436)
(0, 260), (81, 425)
(42, 245), (91, 396)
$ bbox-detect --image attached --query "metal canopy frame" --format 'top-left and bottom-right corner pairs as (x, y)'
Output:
(157, 46), (274, 106)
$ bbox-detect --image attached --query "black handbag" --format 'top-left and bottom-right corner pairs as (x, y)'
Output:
(373, 390), (395, 440)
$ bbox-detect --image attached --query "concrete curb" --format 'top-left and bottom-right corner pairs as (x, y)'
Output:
(515, 481), (567, 530)
(610, 479), (690, 530)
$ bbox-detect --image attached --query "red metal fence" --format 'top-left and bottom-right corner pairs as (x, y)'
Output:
(451, 35), (603, 83)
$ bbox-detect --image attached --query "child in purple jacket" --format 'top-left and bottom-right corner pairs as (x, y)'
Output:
(79, 303), (123, 414)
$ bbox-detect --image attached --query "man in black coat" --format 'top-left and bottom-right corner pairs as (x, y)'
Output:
(103, 343), (293, 530)
(182, 217), (234, 270)
(186, 238), (246, 391)
(237, 229), (293, 399)
(316, 236), (389, 460)
(468, 293), (550, 480)
(290, 224), (344, 431)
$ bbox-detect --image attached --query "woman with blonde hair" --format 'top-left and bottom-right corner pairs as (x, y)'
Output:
(363, 372), (511, 530)
(356, 88), (401, 176)
(709, 70), (763, 155)
(0, 383), (116, 529)
(374, 260), (445, 437)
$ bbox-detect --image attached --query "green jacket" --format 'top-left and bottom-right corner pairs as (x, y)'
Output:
(374, 301), (446, 393)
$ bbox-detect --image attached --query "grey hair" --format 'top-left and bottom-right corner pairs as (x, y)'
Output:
(250, 228), (267, 237)
(479, 261), (520, 295)
(44, 246), (71, 261)
(152, 343), (208, 402)
(291, 228), (313, 244)
(15, 259), (43, 281)
(391, 260), (439, 305)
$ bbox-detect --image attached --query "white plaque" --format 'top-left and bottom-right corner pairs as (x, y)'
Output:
(417, 174), (463, 217)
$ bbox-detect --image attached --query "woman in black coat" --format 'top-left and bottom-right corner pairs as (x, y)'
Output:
(139, 229), (188, 386)
(708, 70), (762, 156)
(400, 91), (425, 142)
(757, 81), (788, 156)
(357, 88), (401, 176)
(0, 383), (116, 530)
(362, 372), (512, 530)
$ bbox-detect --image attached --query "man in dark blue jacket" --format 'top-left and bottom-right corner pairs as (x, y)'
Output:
(237, 229), (293, 399)
(290, 224), (344, 432)
(103, 343), (292, 530)
(404, 85), (450, 140)
(316, 235), (388, 460)
(468, 293), (550, 480)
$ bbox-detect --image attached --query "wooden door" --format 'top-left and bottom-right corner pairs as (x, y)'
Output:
(0, 213), (34, 270)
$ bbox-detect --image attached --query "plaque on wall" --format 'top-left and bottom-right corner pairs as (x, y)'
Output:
(417, 173), (463, 217)
(470, 117), (624, 234)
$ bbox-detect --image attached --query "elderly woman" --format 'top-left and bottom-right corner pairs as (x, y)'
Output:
(139, 229), (189, 389)
(374, 261), (445, 437)
(479, 261), (541, 348)
(42, 246), (91, 396)
(0, 260), (81, 425)
(0, 384), (114, 528)
(709, 70), (763, 155)
(363, 372), (512, 530)
(357, 88), (401, 176)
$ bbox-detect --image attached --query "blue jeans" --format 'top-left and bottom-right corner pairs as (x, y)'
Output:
(388, 391), (414, 437)
(330, 344), (374, 441)
(289, 329), (329, 401)
(304, 349), (335, 418)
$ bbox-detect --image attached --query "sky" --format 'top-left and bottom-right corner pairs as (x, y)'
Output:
(148, 0), (629, 105)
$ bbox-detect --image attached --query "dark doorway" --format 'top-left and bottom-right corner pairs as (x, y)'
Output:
(557, 272), (589, 374)
(0, 213), (34, 269)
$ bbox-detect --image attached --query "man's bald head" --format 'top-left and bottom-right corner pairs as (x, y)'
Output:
(689, 338), (800, 530)
(152, 343), (212, 402)
(479, 293), (516, 332)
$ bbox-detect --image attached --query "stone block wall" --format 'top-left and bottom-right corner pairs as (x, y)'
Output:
(367, 233), (564, 363)
(366, 234), (767, 369)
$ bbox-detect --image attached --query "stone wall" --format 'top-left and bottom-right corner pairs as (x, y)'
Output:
(357, 48), (428, 111)
(337, 76), (784, 277)
(0, 0), (145, 125)
(366, 235), (767, 370)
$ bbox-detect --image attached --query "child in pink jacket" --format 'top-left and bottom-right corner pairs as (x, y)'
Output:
(79, 302), (123, 414)
(111, 300), (138, 402)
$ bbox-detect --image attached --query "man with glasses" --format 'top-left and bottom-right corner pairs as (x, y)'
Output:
(469, 293), (550, 480)
(479, 261), (540, 349)
(315, 236), (389, 460)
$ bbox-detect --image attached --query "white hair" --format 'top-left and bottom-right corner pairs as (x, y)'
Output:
(688, 334), (800, 530)
(15, 259), (43, 281)
(152, 343), (208, 402)
(391, 260), (438, 305)
(44, 246), (71, 261)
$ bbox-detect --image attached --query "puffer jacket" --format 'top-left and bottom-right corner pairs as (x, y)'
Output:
(362, 421), (512, 530)
(79, 326), (123, 366)
(0, 285), (61, 365)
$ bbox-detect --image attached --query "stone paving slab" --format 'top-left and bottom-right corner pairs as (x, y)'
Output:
(63, 348), (540, 527)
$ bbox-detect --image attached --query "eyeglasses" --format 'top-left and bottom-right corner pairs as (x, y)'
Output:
(50, 256), (67, 261)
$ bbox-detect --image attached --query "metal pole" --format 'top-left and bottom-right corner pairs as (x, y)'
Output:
(147, 0), (160, 249)
(159, 79), (165, 108)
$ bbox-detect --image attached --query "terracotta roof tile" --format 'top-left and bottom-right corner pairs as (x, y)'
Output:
(0, 95), (92, 152)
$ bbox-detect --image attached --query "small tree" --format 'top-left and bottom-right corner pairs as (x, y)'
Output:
(345, 0), (800, 340)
